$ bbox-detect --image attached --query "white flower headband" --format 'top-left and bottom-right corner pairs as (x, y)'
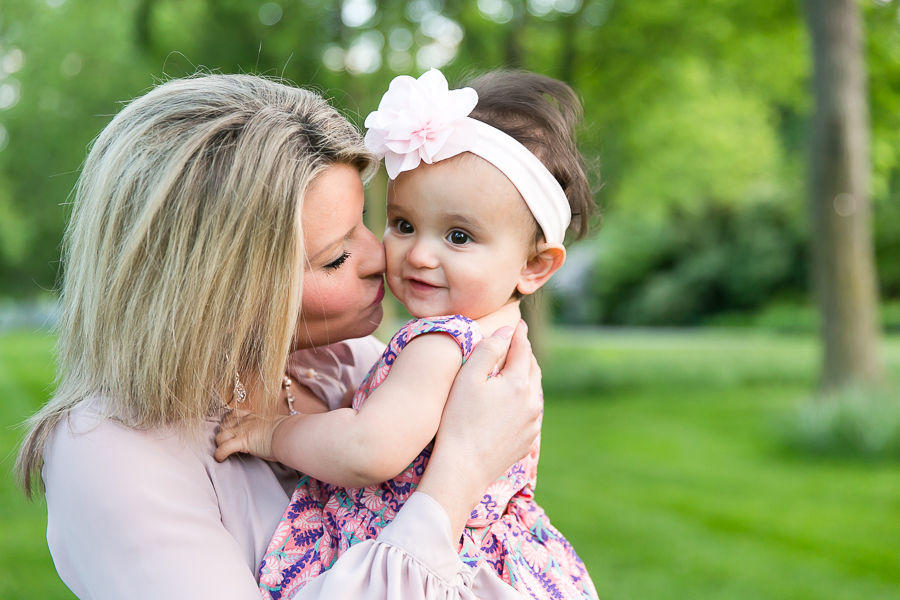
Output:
(363, 69), (572, 245)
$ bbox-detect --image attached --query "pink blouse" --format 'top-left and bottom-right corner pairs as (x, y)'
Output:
(41, 336), (520, 600)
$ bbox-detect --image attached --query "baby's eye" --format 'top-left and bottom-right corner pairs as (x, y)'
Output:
(447, 230), (471, 245)
(396, 220), (414, 234)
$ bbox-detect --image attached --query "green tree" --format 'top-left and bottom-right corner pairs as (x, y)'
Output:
(4, 0), (900, 356)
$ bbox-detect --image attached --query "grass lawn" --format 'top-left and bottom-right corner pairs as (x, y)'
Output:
(0, 331), (72, 600)
(1, 327), (899, 599)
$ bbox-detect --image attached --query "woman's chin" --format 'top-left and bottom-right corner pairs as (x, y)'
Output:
(291, 304), (385, 351)
(331, 303), (385, 342)
(363, 304), (384, 336)
(342, 303), (384, 341)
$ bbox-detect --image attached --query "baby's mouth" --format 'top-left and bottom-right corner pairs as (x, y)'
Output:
(407, 278), (442, 293)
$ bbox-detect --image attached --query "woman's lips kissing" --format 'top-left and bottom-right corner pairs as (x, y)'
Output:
(370, 278), (385, 307)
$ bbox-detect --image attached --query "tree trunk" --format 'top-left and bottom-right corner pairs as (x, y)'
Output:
(803, 0), (882, 389)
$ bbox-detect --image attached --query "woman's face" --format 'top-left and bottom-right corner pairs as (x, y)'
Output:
(295, 164), (386, 349)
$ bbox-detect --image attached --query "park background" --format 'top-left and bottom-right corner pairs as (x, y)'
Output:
(1, 0), (900, 598)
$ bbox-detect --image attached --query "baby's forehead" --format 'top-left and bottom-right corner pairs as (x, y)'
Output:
(441, 154), (533, 217)
(391, 154), (537, 239)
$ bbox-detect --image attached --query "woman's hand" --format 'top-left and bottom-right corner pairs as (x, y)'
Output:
(417, 320), (543, 538)
(214, 409), (289, 463)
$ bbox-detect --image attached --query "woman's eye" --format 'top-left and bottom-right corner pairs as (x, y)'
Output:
(324, 252), (350, 271)
(448, 231), (471, 245)
(397, 220), (414, 234)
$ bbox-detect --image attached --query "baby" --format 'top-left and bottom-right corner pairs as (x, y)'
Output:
(218, 69), (598, 599)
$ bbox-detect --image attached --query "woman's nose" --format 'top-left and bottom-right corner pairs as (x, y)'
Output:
(406, 237), (440, 269)
(359, 225), (386, 278)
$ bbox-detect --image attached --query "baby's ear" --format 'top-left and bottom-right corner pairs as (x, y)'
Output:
(517, 242), (566, 296)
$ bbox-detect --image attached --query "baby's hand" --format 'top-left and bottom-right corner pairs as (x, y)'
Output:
(214, 409), (288, 463)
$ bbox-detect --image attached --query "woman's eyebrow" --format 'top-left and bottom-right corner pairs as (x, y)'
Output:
(309, 226), (357, 262)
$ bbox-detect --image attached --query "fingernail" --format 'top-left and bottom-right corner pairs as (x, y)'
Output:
(492, 326), (514, 339)
(520, 319), (528, 331)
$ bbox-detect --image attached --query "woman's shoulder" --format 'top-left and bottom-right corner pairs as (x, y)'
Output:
(43, 398), (296, 501)
(42, 398), (225, 509)
(43, 398), (298, 583)
(42, 398), (299, 599)
(47, 397), (191, 462)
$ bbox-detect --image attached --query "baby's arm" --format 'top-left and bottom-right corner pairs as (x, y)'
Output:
(216, 333), (464, 488)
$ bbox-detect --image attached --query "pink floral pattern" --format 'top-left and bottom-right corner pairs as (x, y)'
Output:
(259, 316), (598, 600)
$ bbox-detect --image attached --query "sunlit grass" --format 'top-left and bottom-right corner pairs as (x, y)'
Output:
(537, 328), (900, 600)
(2, 328), (899, 599)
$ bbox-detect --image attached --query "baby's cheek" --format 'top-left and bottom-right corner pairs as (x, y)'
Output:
(385, 274), (404, 302)
(383, 241), (404, 274)
(453, 278), (500, 316)
(382, 245), (406, 297)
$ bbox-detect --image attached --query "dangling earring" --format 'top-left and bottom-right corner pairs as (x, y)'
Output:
(283, 375), (298, 415)
(233, 371), (247, 404)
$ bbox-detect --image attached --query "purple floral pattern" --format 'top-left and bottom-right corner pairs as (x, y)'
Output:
(259, 316), (598, 600)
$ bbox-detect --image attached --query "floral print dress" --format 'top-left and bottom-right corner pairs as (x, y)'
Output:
(259, 316), (598, 600)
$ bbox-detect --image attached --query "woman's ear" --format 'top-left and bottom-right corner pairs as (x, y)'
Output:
(516, 242), (566, 296)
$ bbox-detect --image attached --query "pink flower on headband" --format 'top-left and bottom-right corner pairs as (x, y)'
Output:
(364, 69), (478, 179)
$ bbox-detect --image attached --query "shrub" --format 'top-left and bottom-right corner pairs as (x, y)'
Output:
(581, 202), (809, 326)
(786, 384), (900, 459)
(707, 300), (900, 335)
(752, 302), (819, 334)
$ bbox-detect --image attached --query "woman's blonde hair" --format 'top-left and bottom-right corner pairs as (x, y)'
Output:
(17, 74), (376, 497)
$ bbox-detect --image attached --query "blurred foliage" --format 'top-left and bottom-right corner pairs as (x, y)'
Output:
(583, 201), (808, 325)
(1, 0), (900, 325)
(707, 300), (900, 335)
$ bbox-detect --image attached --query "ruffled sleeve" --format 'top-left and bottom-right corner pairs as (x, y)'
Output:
(293, 493), (521, 600)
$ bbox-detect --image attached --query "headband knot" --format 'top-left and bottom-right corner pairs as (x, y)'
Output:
(364, 69), (572, 244)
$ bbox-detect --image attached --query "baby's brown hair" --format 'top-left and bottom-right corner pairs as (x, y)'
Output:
(459, 70), (597, 243)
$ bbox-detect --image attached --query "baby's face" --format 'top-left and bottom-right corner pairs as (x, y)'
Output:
(384, 153), (535, 320)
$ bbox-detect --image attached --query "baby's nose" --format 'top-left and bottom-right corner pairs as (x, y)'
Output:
(406, 238), (440, 269)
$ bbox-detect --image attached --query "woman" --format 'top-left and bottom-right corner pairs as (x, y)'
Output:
(16, 74), (542, 600)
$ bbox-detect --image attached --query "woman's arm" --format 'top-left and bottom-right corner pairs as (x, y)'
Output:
(216, 333), (464, 487)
